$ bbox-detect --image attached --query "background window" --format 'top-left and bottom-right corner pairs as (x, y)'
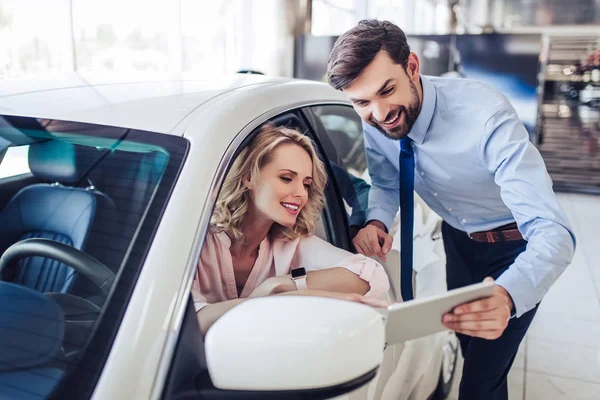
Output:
(0, 145), (30, 178)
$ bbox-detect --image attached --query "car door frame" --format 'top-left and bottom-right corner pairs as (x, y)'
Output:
(159, 103), (381, 400)
(301, 104), (400, 400)
(298, 106), (356, 252)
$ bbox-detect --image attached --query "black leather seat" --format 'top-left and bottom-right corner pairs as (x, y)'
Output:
(0, 140), (100, 293)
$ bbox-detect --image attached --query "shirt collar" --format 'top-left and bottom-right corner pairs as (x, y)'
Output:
(215, 229), (271, 252)
(215, 230), (232, 248)
(408, 75), (436, 145)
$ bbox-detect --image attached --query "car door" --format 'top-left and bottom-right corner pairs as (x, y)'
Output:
(160, 109), (387, 400)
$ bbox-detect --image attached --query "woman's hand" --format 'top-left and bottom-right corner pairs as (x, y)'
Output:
(248, 274), (391, 308)
(248, 276), (295, 298)
(278, 289), (392, 308)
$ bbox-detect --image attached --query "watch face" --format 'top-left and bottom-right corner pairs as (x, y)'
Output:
(291, 267), (307, 279)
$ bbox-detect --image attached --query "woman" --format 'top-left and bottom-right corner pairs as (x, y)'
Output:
(192, 124), (390, 333)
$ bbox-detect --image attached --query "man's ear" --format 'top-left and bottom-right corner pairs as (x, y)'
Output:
(406, 52), (420, 80)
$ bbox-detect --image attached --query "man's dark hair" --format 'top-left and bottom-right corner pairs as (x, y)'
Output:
(326, 19), (411, 90)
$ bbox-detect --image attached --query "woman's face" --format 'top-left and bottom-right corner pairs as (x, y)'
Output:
(247, 143), (313, 228)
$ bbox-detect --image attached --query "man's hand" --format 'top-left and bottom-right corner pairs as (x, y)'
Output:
(442, 277), (514, 340)
(353, 221), (393, 261)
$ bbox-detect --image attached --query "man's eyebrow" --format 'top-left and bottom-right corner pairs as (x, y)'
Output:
(349, 96), (366, 103)
(349, 79), (395, 103)
(376, 79), (395, 95)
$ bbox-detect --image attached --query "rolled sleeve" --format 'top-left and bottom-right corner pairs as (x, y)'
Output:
(335, 254), (390, 298)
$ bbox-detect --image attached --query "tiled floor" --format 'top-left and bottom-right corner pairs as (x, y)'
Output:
(448, 193), (600, 400)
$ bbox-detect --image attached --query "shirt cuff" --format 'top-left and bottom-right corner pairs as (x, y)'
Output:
(348, 210), (367, 227)
(194, 301), (209, 312)
(495, 268), (536, 318)
(365, 208), (395, 233)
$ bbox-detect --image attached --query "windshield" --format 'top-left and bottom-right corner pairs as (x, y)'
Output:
(0, 115), (187, 399)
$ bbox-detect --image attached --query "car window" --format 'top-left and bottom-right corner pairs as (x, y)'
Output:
(309, 105), (370, 230)
(166, 114), (367, 398)
(0, 115), (187, 399)
(0, 145), (30, 178)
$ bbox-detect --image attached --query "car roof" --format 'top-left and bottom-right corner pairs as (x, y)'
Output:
(0, 74), (350, 136)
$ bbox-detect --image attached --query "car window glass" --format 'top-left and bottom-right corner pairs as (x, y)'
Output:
(310, 105), (370, 228)
(190, 114), (358, 318)
(0, 115), (186, 399)
(0, 145), (30, 178)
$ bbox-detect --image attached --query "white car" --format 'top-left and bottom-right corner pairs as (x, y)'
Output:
(0, 74), (458, 400)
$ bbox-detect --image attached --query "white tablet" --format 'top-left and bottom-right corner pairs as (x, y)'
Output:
(384, 280), (495, 345)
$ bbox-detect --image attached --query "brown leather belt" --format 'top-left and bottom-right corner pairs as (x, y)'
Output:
(469, 223), (523, 243)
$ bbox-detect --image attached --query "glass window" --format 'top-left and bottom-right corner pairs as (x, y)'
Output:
(180, 0), (291, 76)
(0, 145), (30, 178)
(71, 0), (174, 75)
(311, 0), (363, 36)
(0, 0), (73, 78)
(494, 0), (600, 28)
(310, 105), (370, 230)
(368, 0), (451, 35)
(0, 115), (187, 398)
(0, 0), (294, 79)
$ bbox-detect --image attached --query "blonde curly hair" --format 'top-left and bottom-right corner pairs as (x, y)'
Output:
(211, 124), (328, 241)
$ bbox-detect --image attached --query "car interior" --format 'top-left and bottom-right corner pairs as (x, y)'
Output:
(0, 115), (171, 399)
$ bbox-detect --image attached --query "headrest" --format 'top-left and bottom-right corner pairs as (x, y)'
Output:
(28, 140), (97, 185)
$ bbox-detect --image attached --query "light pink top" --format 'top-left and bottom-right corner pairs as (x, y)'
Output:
(191, 230), (390, 311)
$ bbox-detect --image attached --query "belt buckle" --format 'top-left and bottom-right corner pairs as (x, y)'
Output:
(486, 231), (494, 243)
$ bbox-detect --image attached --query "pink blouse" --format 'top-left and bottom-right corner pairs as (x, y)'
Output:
(191, 230), (390, 311)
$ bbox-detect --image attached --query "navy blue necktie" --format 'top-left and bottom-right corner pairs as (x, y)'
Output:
(399, 137), (414, 301)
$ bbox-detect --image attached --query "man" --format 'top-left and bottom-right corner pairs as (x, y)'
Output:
(326, 20), (575, 400)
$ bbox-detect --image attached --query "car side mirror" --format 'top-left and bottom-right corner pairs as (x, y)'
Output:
(204, 296), (385, 396)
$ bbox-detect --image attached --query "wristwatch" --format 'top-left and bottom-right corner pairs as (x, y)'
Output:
(291, 267), (307, 290)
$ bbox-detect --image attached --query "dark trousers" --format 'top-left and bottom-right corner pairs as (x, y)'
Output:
(442, 221), (538, 400)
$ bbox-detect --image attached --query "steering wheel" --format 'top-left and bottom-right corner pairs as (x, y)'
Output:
(0, 238), (115, 294)
(0, 238), (116, 361)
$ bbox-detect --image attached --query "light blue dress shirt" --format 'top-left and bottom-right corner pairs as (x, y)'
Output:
(364, 75), (576, 318)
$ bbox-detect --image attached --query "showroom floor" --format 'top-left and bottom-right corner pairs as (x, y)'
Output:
(448, 193), (600, 400)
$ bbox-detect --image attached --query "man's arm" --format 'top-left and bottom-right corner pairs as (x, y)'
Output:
(481, 106), (576, 317)
(351, 123), (398, 260)
(328, 160), (370, 228)
(363, 122), (400, 231)
(443, 105), (575, 340)
(347, 172), (371, 227)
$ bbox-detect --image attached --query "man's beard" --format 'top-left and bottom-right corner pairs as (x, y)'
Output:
(369, 80), (421, 141)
